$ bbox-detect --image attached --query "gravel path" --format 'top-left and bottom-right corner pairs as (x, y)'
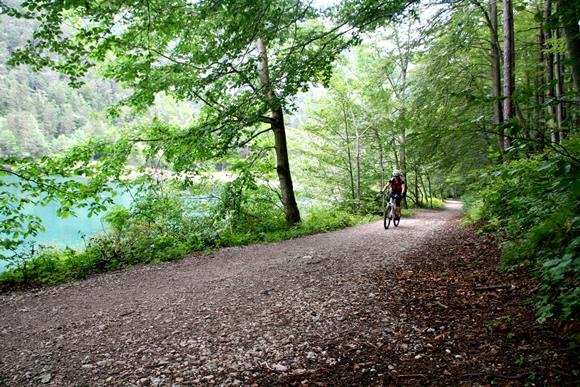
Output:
(0, 202), (462, 386)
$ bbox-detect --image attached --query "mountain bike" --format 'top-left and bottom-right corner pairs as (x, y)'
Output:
(383, 192), (401, 229)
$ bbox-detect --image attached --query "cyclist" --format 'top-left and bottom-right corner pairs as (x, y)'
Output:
(382, 170), (406, 219)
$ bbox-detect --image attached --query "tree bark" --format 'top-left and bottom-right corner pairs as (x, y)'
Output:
(256, 37), (300, 226)
(373, 128), (386, 209)
(427, 174), (433, 208)
(399, 127), (406, 173)
(418, 172), (429, 207)
(544, 0), (557, 144)
(536, 3), (546, 148)
(342, 104), (356, 210)
(413, 169), (420, 207)
(555, 25), (564, 143)
(355, 127), (361, 212)
(557, 0), (580, 95)
(489, 0), (505, 154)
(502, 0), (515, 150)
(373, 128), (385, 192)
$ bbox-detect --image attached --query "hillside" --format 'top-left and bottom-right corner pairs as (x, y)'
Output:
(0, 13), (198, 158)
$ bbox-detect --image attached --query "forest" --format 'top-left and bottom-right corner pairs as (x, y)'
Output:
(0, 0), (578, 327)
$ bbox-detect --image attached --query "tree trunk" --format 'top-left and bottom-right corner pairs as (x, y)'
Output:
(373, 128), (386, 209)
(489, 0), (505, 154)
(557, 0), (580, 95)
(342, 105), (356, 210)
(393, 147), (400, 170)
(256, 37), (300, 226)
(544, 0), (557, 143)
(536, 5), (546, 149)
(555, 27), (564, 143)
(373, 128), (385, 192)
(427, 174), (433, 208)
(399, 124), (407, 173)
(355, 124), (361, 212)
(418, 172), (429, 207)
(413, 169), (420, 207)
(502, 0), (515, 149)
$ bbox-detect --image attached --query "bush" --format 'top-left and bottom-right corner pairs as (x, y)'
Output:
(464, 151), (579, 321)
(0, 176), (375, 289)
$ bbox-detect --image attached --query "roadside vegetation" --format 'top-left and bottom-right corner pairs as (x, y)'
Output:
(464, 142), (579, 321)
(0, 178), (373, 289)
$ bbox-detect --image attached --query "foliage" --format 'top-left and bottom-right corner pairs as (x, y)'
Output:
(0, 137), (135, 262)
(0, 175), (372, 288)
(464, 143), (579, 321)
(0, 12), (198, 158)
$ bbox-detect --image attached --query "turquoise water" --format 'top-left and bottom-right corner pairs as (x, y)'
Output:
(0, 176), (132, 271)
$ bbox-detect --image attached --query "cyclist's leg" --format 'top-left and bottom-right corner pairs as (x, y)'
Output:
(395, 195), (402, 218)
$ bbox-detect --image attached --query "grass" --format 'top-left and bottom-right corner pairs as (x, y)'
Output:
(0, 196), (437, 291)
(0, 207), (376, 290)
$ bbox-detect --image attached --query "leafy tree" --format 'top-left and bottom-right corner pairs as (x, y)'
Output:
(0, 0), (413, 226)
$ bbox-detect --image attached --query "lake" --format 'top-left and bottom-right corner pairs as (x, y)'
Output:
(0, 176), (132, 271)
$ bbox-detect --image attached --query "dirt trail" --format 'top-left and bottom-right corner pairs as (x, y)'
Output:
(0, 202), (461, 385)
(1, 201), (575, 386)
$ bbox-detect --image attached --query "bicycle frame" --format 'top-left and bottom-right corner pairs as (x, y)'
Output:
(383, 192), (401, 229)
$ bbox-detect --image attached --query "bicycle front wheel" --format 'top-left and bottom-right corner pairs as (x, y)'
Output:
(384, 205), (392, 229)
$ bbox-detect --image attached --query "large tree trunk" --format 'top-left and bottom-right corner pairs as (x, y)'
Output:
(502, 0), (515, 149)
(256, 37), (300, 226)
(555, 26), (565, 143)
(489, 0), (505, 154)
(543, 0), (558, 144)
(557, 0), (580, 95)
(536, 3), (546, 148)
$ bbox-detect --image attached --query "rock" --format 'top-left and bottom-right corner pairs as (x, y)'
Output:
(40, 373), (52, 384)
(272, 364), (288, 372)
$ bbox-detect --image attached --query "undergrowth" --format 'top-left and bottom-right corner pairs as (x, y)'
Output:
(0, 179), (374, 290)
(463, 144), (579, 321)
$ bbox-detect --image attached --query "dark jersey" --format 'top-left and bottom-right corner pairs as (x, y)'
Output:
(390, 177), (404, 194)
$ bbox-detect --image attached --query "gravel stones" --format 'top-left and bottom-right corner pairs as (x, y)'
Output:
(1, 204), (464, 385)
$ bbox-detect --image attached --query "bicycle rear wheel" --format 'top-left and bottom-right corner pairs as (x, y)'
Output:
(384, 205), (392, 229)
(393, 214), (400, 227)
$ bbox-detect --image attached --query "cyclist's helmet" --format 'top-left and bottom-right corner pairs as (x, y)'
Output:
(392, 170), (401, 177)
